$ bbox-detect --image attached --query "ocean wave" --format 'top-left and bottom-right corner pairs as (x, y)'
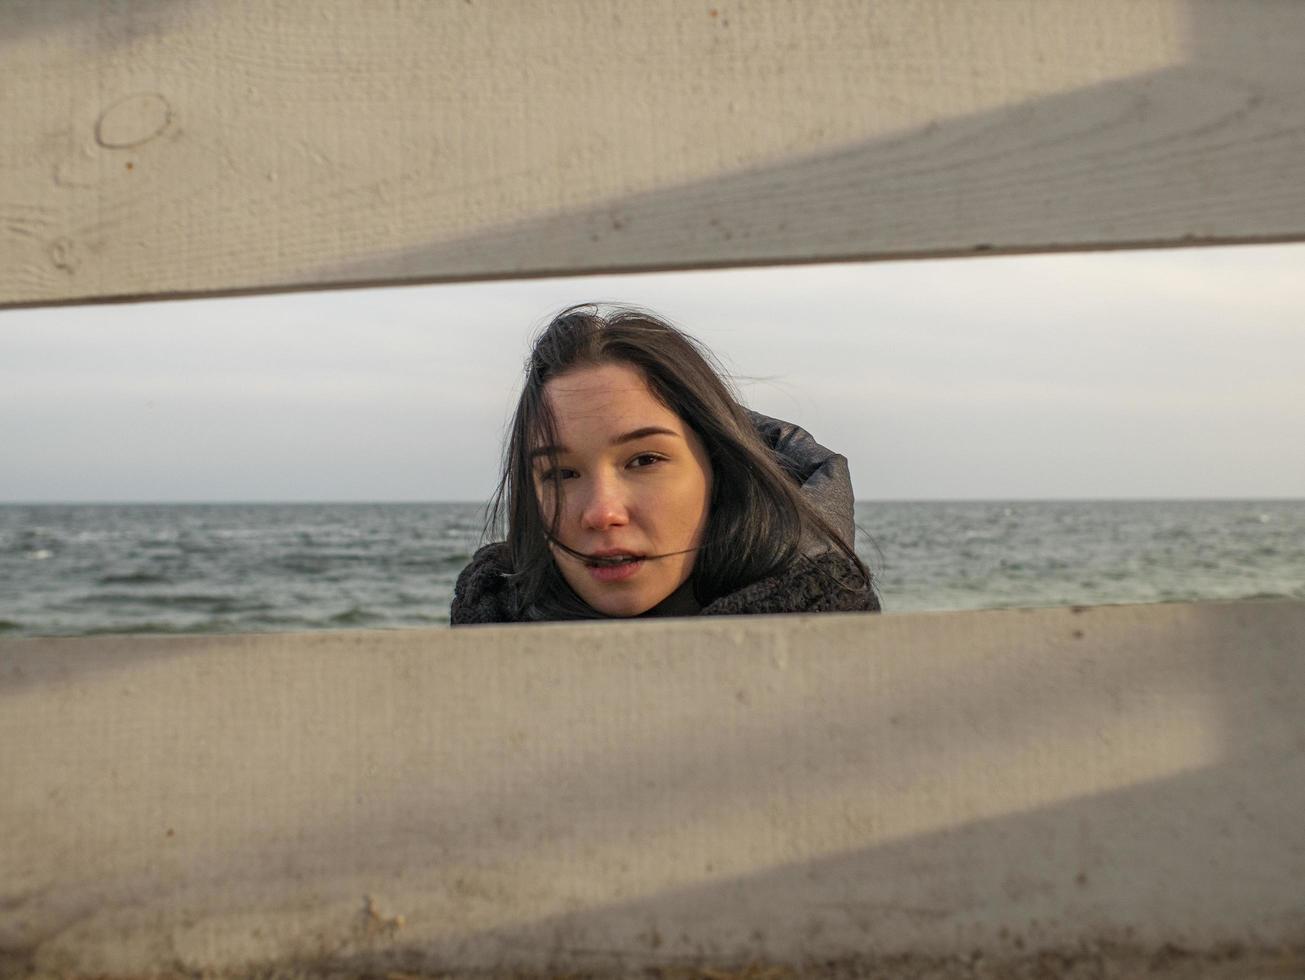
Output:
(391, 553), (472, 571)
(237, 612), (322, 628)
(271, 552), (382, 574)
(280, 549), (377, 562)
(328, 606), (383, 626)
(77, 592), (275, 613)
(97, 572), (170, 585)
(78, 620), (238, 636)
(274, 557), (331, 575)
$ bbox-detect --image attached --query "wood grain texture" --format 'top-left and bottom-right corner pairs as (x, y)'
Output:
(3, 601), (1304, 973)
(2, 0), (1304, 307)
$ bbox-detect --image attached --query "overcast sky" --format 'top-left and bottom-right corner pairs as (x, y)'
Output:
(2, 243), (1302, 502)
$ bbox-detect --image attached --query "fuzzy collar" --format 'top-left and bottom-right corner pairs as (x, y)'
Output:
(450, 543), (878, 624)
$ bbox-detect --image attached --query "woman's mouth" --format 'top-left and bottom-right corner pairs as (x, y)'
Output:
(584, 551), (645, 582)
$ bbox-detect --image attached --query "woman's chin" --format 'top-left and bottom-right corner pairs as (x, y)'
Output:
(581, 589), (659, 618)
(568, 577), (664, 618)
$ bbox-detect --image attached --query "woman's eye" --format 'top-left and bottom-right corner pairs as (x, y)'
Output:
(629, 453), (665, 468)
(538, 468), (578, 482)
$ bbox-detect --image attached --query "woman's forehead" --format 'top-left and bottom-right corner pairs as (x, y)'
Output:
(541, 363), (683, 444)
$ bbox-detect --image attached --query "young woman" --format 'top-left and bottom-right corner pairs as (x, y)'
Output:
(450, 305), (879, 623)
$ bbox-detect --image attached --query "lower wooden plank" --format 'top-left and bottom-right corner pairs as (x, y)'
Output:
(2, 601), (1303, 975)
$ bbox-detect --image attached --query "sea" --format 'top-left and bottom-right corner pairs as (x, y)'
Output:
(1, 500), (1301, 637)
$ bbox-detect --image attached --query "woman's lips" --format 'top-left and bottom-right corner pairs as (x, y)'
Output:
(586, 556), (645, 582)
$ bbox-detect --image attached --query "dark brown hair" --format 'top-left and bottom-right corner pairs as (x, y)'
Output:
(488, 304), (869, 619)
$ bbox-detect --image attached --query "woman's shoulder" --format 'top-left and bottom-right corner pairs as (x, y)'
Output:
(700, 550), (880, 617)
(450, 543), (520, 625)
(745, 409), (857, 552)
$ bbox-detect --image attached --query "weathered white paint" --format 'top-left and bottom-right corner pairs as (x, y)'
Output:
(3, 0), (1304, 307)
(3, 601), (1303, 975)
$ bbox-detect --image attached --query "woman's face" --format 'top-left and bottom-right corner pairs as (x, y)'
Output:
(534, 361), (713, 617)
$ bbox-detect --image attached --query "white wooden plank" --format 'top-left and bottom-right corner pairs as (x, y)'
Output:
(3, 0), (1304, 308)
(3, 601), (1303, 975)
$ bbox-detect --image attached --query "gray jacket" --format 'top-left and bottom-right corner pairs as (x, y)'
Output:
(746, 410), (857, 551)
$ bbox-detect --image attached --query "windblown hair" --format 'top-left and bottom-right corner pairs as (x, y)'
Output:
(487, 304), (870, 620)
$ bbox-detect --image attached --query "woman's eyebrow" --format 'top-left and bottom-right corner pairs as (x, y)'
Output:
(529, 426), (680, 461)
(612, 426), (680, 445)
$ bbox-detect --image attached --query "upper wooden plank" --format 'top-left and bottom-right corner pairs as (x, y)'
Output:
(2, 0), (1303, 308)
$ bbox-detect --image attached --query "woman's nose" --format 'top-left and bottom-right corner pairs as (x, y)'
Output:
(578, 474), (629, 530)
